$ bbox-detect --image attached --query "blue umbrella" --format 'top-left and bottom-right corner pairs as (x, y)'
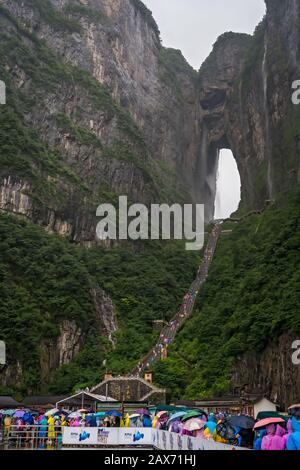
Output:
(167, 411), (186, 424)
(95, 412), (106, 418)
(2, 409), (15, 416)
(106, 410), (122, 417)
(24, 413), (34, 425)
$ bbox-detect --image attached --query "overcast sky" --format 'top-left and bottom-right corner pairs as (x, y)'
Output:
(143, 0), (266, 69)
(143, 0), (265, 218)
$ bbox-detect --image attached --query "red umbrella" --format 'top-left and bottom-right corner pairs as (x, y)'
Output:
(254, 417), (285, 430)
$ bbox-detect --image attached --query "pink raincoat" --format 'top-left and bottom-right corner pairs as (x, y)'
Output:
(269, 425), (286, 451)
(283, 420), (292, 449)
(261, 424), (276, 450)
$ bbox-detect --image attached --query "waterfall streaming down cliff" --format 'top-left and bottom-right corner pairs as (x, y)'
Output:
(262, 39), (273, 199)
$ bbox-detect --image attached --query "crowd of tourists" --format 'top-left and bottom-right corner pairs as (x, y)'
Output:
(1, 404), (300, 450)
(133, 224), (222, 377)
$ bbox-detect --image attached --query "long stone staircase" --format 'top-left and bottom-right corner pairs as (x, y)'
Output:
(132, 222), (223, 376)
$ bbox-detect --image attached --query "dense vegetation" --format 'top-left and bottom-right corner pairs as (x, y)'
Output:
(152, 193), (300, 399)
(0, 213), (201, 396)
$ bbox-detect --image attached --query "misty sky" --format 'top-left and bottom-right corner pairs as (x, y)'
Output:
(143, 0), (266, 218)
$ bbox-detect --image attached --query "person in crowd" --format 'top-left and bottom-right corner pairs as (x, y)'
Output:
(203, 414), (217, 439)
(261, 424), (276, 450)
(287, 417), (300, 450)
(254, 429), (267, 450)
(268, 425), (286, 450)
(143, 414), (152, 428)
(283, 419), (293, 448)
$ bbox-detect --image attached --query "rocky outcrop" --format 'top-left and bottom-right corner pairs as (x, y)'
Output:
(1, 0), (300, 228)
(199, 0), (300, 219)
(232, 333), (300, 409)
(91, 286), (118, 345)
(1, 321), (84, 391)
(0, 0), (200, 245)
(39, 321), (84, 384)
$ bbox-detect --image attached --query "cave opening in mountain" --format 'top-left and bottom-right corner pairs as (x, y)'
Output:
(214, 149), (241, 220)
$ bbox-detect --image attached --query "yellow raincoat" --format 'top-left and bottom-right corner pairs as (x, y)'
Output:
(125, 413), (130, 427)
(47, 416), (55, 439)
(152, 416), (158, 428)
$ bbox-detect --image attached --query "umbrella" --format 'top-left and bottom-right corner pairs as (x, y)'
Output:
(257, 411), (288, 422)
(129, 413), (140, 419)
(1, 409), (15, 416)
(45, 408), (59, 417)
(78, 409), (88, 414)
(167, 411), (186, 424)
(156, 410), (168, 419)
(13, 410), (26, 418)
(106, 410), (122, 417)
(228, 415), (255, 429)
(182, 410), (203, 422)
(67, 411), (84, 419)
(254, 417), (285, 430)
(183, 418), (205, 432)
(288, 404), (300, 418)
(135, 408), (150, 415)
(95, 412), (106, 418)
(288, 404), (300, 409)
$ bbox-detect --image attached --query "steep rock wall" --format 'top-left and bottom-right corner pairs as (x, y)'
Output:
(232, 334), (300, 408)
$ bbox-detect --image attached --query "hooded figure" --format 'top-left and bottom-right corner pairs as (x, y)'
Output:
(203, 415), (216, 439)
(143, 415), (152, 428)
(254, 429), (267, 451)
(261, 424), (276, 450)
(269, 425), (286, 451)
(48, 415), (55, 439)
(38, 416), (48, 438)
(287, 417), (300, 450)
(283, 419), (293, 448)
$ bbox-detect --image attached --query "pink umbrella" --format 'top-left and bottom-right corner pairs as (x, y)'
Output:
(157, 411), (168, 420)
(254, 417), (285, 430)
(183, 418), (205, 432)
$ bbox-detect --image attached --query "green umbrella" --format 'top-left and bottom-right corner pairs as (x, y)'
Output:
(149, 405), (188, 413)
(182, 410), (205, 422)
(1, 409), (15, 416)
(256, 411), (288, 422)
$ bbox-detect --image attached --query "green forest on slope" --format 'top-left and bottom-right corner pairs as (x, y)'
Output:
(0, 213), (201, 396)
(152, 192), (300, 400)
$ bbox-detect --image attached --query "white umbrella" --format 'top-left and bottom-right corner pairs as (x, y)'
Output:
(68, 411), (84, 419)
(129, 413), (140, 419)
(45, 408), (59, 417)
(183, 418), (205, 432)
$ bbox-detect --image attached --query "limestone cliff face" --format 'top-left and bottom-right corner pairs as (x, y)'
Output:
(91, 286), (118, 346)
(232, 334), (300, 409)
(0, 0), (199, 244)
(2, 320), (84, 392)
(199, 0), (300, 219)
(1, 0), (299, 226)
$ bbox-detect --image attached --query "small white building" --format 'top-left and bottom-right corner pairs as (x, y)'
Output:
(252, 397), (278, 419)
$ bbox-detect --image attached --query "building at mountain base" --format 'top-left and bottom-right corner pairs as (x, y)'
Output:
(91, 374), (166, 405)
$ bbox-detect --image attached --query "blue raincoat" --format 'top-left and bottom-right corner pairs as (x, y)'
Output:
(143, 415), (152, 428)
(204, 415), (217, 435)
(287, 417), (300, 450)
(254, 429), (267, 451)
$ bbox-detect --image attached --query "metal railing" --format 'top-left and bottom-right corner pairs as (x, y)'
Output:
(0, 425), (63, 450)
